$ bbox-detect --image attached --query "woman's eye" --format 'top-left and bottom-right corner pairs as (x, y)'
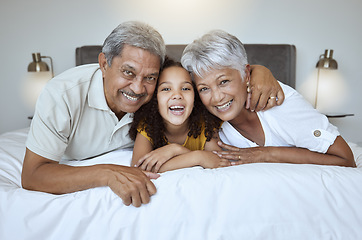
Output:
(199, 87), (208, 93)
(220, 80), (229, 85)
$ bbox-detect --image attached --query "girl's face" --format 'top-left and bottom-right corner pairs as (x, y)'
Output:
(194, 67), (250, 122)
(157, 66), (195, 128)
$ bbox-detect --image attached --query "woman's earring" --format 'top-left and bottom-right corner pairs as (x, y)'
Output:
(246, 82), (251, 93)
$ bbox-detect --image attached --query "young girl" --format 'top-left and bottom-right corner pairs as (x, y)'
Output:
(129, 58), (230, 173)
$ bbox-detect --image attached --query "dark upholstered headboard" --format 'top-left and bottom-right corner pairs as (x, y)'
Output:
(76, 44), (296, 88)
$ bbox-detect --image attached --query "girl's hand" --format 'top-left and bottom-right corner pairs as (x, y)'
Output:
(199, 151), (231, 169)
(136, 144), (189, 173)
(213, 141), (270, 165)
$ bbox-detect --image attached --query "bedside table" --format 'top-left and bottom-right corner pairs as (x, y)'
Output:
(325, 113), (354, 118)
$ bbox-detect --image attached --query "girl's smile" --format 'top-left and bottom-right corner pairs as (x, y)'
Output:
(157, 66), (195, 127)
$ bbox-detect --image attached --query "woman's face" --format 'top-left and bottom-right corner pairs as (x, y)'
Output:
(157, 66), (195, 128)
(194, 67), (249, 122)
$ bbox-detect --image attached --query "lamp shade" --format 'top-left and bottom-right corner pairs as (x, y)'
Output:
(316, 49), (338, 70)
(299, 49), (347, 114)
(23, 53), (54, 112)
(27, 53), (50, 72)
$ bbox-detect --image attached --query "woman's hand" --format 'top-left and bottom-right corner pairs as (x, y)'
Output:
(213, 141), (270, 165)
(136, 144), (190, 173)
(248, 65), (285, 112)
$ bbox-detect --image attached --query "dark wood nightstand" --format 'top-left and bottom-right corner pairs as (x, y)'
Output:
(325, 113), (354, 118)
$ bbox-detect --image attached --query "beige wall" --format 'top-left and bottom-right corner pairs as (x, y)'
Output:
(0, 0), (361, 143)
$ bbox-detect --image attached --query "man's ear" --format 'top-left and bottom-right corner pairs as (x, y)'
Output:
(98, 52), (108, 75)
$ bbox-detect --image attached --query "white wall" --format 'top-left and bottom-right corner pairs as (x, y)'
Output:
(1, 0), (361, 143)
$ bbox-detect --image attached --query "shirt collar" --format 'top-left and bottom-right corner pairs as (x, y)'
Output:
(88, 68), (109, 111)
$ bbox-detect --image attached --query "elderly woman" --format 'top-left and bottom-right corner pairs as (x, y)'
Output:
(181, 30), (355, 167)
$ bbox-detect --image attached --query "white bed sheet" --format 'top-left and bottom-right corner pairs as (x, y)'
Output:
(1, 128), (362, 240)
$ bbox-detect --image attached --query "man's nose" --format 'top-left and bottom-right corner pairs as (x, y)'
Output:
(130, 78), (144, 94)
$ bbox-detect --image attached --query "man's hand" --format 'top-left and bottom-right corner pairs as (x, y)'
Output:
(22, 148), (159, 208)
(247, 65), (284, 112)
(106, 165), (159, 207)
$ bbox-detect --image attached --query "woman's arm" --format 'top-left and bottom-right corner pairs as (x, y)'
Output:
(214, 136), (355, 167)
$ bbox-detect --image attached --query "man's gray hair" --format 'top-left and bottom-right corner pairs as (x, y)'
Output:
(102, 21), (166, 66)
(181, 30), (248, 79)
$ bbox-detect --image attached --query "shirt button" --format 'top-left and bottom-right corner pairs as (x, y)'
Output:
(314, 130), (321, 137)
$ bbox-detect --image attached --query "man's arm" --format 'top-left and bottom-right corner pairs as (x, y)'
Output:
(22, 148), (159, 207)
(248, 65), (285, 112)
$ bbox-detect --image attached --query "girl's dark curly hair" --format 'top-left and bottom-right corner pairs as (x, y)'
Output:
(129, 57), (222, 149)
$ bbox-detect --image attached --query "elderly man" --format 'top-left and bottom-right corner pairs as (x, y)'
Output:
(22, 21), (284, 207)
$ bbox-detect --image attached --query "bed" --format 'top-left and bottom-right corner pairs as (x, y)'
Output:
(1, 44), (362, 240)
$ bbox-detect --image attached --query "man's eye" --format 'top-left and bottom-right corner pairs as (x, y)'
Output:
(123, 70), (134, 77)
(146, 76), (157, 82)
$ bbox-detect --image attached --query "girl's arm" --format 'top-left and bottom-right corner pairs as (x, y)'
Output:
(132, 132), (193, 172)
(214, 136), (356, 167)
(131, 133), (154, 167)
(136, 143), (191, 172)
(158, 132), (230, 173)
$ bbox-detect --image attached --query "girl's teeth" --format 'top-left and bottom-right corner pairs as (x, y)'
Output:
(170, 106), (184, 111)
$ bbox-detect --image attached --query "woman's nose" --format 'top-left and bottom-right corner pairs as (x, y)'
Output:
(211, 88), (224, 102)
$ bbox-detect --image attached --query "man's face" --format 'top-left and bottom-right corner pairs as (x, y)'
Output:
(99, 44), (161, 119)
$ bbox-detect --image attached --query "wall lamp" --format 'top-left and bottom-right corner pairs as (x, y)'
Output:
(27, 53), (54, 77)
(23, 53), (54, 115)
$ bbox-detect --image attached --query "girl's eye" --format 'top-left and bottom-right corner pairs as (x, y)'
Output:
(161, 87), (170, 91)
(182, 87), (191, 91)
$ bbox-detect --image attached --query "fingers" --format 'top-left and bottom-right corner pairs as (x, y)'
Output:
(142, 171), (160, 180)
(248, 87), (262, 112)
(138, 157), (157, 172)
(245, 92), (251, 110)
(276, 89), (285, 106)
(108, 167), (158, 207)
(217, 141), (241, 152)
(219, 159), (232, 167)
(263, 95), (278, 111)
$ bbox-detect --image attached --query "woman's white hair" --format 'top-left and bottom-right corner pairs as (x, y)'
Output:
(181, 30), (248, 79)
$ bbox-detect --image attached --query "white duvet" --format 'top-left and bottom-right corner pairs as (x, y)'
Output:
(1, 128), (362, 240)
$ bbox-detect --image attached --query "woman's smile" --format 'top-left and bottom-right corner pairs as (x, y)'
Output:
(215, 99), (233, 111)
